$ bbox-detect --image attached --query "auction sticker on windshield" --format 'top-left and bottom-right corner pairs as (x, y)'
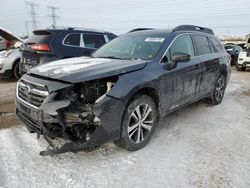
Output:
(145, 38), (165, 42)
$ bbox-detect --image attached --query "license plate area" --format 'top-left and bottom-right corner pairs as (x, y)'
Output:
(22, 52), (39, 65)
(17, 101), (42, 123)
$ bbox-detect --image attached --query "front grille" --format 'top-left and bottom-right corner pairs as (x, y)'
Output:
(17, 79), (49, 108)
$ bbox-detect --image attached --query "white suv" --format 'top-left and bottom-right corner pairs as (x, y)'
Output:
(237, 34), (250, 71)
(0, 27), (22, 79)
(237, 49), (250, 71)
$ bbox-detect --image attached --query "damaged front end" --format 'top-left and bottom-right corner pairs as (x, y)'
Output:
(16, 74), (125, 156)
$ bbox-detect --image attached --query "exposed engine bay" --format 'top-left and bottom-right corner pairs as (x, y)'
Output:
(16, 74), (124, 156)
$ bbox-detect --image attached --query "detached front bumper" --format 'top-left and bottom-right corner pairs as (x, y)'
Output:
(16, 94), (125, 155)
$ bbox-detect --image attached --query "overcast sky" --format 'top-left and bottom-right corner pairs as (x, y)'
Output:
(1, 0), (250, 37)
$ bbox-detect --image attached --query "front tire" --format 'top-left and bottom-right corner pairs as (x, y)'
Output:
(116, 95), (157, 151)
(12, 60), (21, 80)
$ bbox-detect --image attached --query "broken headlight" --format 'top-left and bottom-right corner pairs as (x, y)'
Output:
(74, 76), (118, 104)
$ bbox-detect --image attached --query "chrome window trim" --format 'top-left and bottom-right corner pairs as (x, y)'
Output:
(62, 32), (106, 49)
(160, 33), (194, 64)
(104, 34), (109, 43)
(80, 33), (84, 47)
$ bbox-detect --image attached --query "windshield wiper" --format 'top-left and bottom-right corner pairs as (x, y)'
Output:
(97, 56), (130, 60)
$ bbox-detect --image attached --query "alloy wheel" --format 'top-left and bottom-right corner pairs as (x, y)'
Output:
(215, 77), (225, 102)
(127, 103), (154, 144)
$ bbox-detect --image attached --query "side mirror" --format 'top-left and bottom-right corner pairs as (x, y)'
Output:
(172, 52), (191, 63)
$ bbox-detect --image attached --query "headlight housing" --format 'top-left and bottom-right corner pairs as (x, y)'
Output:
(74, 76), (118, 104)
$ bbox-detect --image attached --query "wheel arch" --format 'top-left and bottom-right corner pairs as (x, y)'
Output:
(12, 58), (21, 69)
(118, 86), (160, 140)
(219, 63), (230, 84)
(125, 86), (160, 113)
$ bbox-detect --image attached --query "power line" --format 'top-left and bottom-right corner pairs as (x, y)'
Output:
(47, 6), (60, 27)
(25, 1), (39, 30)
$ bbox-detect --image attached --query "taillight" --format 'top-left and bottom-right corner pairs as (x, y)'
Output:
(31, 44), (50, 51)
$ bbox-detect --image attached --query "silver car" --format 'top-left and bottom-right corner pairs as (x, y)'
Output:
(0, 27), (23, 79)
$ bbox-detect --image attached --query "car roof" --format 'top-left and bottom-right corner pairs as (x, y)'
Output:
(125, 29), (172, 37)
(124, 28), (214, 38)
(126, 25), (215, 37)
(33, 27), (116, 36)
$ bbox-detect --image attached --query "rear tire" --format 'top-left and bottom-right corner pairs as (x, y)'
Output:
(208, 75), (226, 105)
(115, 95), (157, 151)
(12, 60), (21, 80)
(236, 63), (246, 71)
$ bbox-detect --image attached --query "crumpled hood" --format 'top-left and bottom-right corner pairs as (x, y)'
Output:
(28, 57), (147, 83)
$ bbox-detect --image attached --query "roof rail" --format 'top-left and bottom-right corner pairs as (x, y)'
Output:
(173, 25), (214, 35)
(45, 26), (112, 34)
(67, 27), (111, 33)
(128, 28), (154, 33)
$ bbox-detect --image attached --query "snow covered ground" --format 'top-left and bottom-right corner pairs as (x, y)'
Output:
(0, 70), (250, 188)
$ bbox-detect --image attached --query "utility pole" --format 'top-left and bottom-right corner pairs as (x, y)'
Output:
(47, 6), (60, 27)
(25, 1), (39, 30)
(25, 21), (29, 37)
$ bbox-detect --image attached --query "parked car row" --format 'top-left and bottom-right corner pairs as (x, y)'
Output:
(14, 25), (231, 155)
(19, 27), (117, 74)
(224, 42), (245, 66)
(2, 25), (244, 81)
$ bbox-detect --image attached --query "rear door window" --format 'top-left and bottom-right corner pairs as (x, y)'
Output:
(83, 34), (106, 49)
(208, 39), (216, 53)
(63, 33), (80, 47)
(209, 37), (224, 52)
(192, 35), (211, 55)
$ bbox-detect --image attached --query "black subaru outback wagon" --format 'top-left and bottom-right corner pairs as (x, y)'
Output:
(19, 27), (117, 74)
(16, 25), (231, 155)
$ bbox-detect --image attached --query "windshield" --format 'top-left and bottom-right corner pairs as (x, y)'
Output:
(92, 35), (165, 60)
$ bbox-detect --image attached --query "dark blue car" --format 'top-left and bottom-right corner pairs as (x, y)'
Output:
(16, 25), (231, 155)
(19, 27), (117, 74)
